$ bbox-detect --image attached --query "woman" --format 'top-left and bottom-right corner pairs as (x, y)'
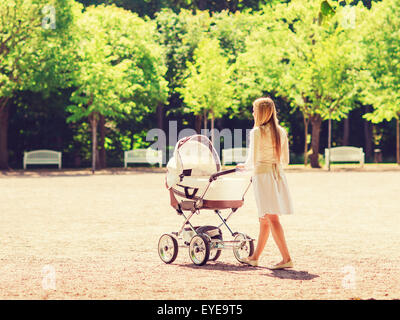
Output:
(237, 97), (294, 270)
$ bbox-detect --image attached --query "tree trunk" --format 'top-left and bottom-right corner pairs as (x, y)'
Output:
(216, 118), (223, 131)
(195, 114), (202, 134)
(95, 149), (101, 170)
(203, 109), (207, 130)
(156, 103), (164, 131)
(0, 102), (9, 170)
(364, 105), (373, 161)
(310, 114), (322, 168)
(303, 114), (309, 166)
(396, 115), (400, 165)
(89, 112), (99, 174)
(328, 112), (332, 171)
(98, 114), (106, 169)
(343, 117), (350, 146)
(74, 153), (81, 168)
(210, 112), (215, 144)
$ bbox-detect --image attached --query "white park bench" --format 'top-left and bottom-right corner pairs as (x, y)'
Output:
(325, 146), (365, 168)
(124, 148), (163, 168)
(222, 148), (249, 165)
(23, 150), (62, 169)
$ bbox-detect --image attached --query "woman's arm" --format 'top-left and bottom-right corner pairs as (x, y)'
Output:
(237, 128), (257, 171)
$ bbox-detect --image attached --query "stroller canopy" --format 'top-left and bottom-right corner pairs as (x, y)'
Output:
(166, 135), (221, 189)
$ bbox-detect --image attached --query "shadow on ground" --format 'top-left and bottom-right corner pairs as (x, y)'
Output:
(264, 269), (319, 280)
(176, 262), (319, 281)
(176, 261), (267, 273)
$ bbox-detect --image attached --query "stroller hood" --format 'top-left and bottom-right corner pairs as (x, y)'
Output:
(166, 135), (221, 189)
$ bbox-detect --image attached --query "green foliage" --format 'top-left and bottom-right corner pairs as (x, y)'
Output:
(235, 0), (367, 121)
(210, 9), (256, 64)
(177, 37), (235, 120)
(319, 0), (335, 24)
(154, 8), (211, 92)
(0, 0), (80, 100)
(132, 130), (152, 149)
(232, 5), (288, 112)
(360, 0), (400, 123)
(67, 4), (168, 123)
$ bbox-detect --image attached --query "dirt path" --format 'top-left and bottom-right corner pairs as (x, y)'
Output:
(0, 169), (399, 299)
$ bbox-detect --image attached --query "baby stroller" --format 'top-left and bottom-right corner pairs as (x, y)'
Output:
(158, 134), (254, 266)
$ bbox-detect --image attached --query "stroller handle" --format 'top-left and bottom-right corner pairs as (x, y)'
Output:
(209, 168), (237, 182)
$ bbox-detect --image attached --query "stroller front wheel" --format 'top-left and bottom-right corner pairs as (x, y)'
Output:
(158, 234), (178, 264)
(189, 234), (210, 266)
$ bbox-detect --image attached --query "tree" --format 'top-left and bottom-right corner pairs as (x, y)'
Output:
(154, 8), (212, 134)
(235, 0), (367, 167)
(233, 4), (287, 116)
(298, 7), (368, 169)
(154, 7), (270, 138)
(360, 0), (400, 164)
(0, 0), (79, 169)
(210, 9), (258, 65)
(177, 37), (235, 143)
(67, 5), (168, 172)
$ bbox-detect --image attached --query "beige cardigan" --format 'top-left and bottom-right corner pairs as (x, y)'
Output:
(244, 124), (290, 171)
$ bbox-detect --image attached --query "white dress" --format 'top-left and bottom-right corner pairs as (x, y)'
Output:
(244, 124), (294, 217)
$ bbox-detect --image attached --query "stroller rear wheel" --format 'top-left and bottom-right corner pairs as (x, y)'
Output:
(189, 234), (210, 266)
(232, 233), (254, 263)
(158, 234), (178, 264)
(196, 226), (222, 262)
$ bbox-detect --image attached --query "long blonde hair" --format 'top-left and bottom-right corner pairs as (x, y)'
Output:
(253, 97), (282, 161)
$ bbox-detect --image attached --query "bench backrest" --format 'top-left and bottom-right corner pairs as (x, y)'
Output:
(124, 149), (162, 165)
(222, 148), (249, 165)
(325, 146), (364, 162)
(24, 150), (61, 161)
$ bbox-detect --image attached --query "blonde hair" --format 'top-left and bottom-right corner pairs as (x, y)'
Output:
(253, 97), (282, 161)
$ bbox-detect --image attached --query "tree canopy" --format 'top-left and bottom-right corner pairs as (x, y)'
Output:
(67, 4), (168, 171)
(0, 0), (80, 169)
(178, 37), (235, 142)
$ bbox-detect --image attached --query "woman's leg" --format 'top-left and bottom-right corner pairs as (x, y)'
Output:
(266, 214), (291, 263)
(249, 216), (270, 260)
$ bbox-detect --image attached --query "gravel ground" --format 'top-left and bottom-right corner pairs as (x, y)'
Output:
(0, 167), (399, 300)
